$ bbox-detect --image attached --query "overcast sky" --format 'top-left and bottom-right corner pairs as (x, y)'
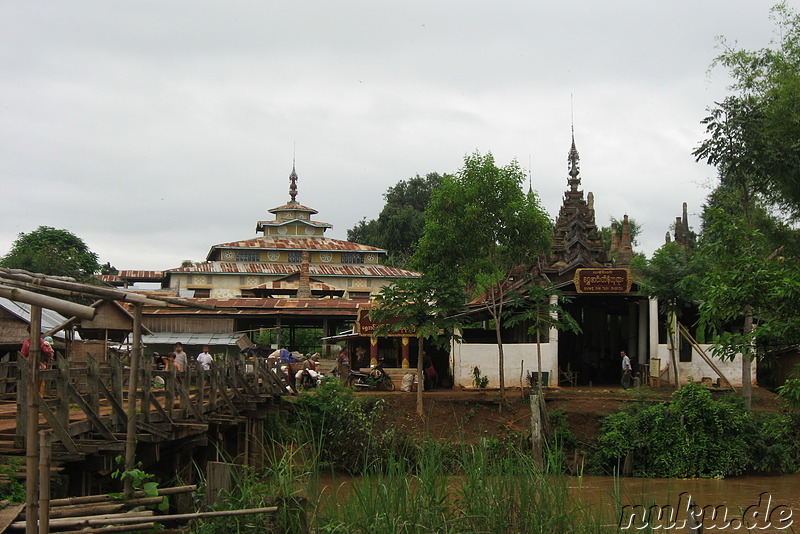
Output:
(0, 1), (785, 271)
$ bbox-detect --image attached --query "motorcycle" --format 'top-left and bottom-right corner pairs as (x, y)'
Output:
(346, 363), (395, 391)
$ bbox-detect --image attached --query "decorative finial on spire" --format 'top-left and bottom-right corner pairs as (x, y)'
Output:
(289, 158), (298, 203)
(567, 126), (581, 190)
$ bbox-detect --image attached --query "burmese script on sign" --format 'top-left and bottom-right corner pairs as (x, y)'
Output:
(574, 268), (632, 293)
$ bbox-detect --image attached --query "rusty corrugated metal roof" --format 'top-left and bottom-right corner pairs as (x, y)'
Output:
(210, 236), (383, 252)
(166, 261), (419, 278)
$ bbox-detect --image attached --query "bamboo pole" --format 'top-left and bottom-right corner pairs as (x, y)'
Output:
(26, 305), (41, 534)
(38, 431), (51, 534)
(124, 303), (143, 499)
(57, 522), (155, 534)
(9, 506), (279, 530)
(49, 485), (198, 508)
(0, 286), (95, 320)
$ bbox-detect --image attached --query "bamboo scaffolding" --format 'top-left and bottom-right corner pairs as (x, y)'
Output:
(0, 268), (215, 310)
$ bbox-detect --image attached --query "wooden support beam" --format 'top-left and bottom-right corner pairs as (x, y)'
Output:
(67, 383), (116, 440)
(37, 400), (80, 455)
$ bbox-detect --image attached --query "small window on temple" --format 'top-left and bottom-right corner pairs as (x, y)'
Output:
(288, 251), (303, 263)
(342, 253), (364, 264)
(236, 251), (260, 262)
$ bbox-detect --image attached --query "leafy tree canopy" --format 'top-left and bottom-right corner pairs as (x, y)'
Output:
(412, 151), (553, 401)
(694, 2), (800, 220)
(347, 173), (448, 267)
(0, 226), (101, 282)
(412, 152), (552, 286)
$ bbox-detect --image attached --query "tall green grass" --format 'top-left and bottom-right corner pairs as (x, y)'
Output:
(310, 440), (615, 533)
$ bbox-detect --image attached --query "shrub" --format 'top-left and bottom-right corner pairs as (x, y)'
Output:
(590, 382), (766, 477)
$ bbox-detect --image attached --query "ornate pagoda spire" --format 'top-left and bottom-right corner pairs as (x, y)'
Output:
(567, 127), (581, 192)
(289, 160), (299, 203)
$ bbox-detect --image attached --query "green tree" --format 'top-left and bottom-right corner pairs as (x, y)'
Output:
(0, 226), (101, 282)
(695, 2), (800, 219)
(695, 205), (800, 408)
(413, 151), (552, 404)
(369, 274), (464, 416)
(348, 173), (447, 267)
(693, 3), (800, 406)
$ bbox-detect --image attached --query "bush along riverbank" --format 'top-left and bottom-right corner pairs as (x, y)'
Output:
(588, 381), (800, 478)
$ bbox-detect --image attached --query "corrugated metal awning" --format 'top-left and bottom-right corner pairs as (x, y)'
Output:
(140, 332), (244, 346)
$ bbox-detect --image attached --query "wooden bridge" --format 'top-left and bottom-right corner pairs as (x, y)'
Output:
(0, 353), (286, 463)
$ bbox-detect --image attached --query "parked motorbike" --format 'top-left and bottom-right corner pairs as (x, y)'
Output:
(346, 363), (395, 391)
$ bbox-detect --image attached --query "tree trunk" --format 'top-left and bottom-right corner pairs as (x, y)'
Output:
(416, 335), (424, 418)
(668, 311), (679, 390)
(742, 306), (754, 410)
(536, 328), (543, 393)
(494, 319), (505, 406)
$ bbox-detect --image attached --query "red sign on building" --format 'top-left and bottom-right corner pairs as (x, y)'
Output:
(573, 268), (632, 294)
(355, 308), (416, 337)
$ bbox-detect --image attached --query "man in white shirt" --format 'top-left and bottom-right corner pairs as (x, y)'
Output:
(197, 345), (214, 371)
(621, 350), (632, 390)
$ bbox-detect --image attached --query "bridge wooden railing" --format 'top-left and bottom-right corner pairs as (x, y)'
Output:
(9, 353), (287, 459)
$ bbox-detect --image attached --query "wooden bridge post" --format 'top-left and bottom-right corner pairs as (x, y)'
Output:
(141, 356), (152, 424)
(166, 365), (176, 420)
(197, 363), (206, 415)
(110, 355), (124, 429)
(14, 354), (28, 448)
(124, 302), (143, 499)
(209, 360), (218, 411)
(26, 304), (42, 534)
(56, 354), (70, 429)
(87, 354), (100, 418)
(0, 353), (12, 397)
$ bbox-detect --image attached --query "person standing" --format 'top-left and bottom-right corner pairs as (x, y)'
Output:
(337, 349), (350, 384)
(621, 350), (632, 390)
(197, 345), (213, 371)
(173, 342), (188, 372)
(21, 330), (55, 396)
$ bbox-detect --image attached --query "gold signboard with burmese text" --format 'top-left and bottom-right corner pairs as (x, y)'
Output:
(574, 268), (632, 294)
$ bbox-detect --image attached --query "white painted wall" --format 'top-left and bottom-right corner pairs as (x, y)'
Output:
(651, 344), (756, 387)
(451, 341), (558, 389)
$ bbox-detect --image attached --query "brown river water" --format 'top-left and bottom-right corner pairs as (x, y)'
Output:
(575, 474), (800, 530)
(313, 473), (800, 531)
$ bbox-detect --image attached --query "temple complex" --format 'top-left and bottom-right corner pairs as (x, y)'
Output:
(101, 165), (420, 363)
(164, 165), (419, 300)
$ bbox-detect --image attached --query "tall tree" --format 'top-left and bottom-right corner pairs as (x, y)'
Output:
(413, 151), (552, 404)
(695, 2), (800, 219)
(347, 173), (447, 267)
(694, 3), (800, 406)
(694, 192), (800, 407)
(0, 226), (101, 283)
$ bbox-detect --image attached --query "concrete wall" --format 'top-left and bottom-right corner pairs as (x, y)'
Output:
(451, 341), (557, 389)
(652, 344), (756, 387)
